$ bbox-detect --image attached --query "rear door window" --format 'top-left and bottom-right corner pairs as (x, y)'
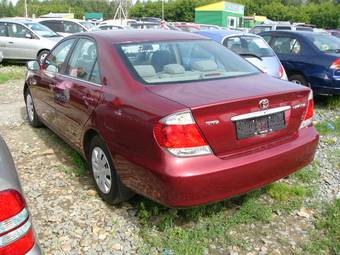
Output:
(271, 36), (302, 55)
(63, 21), (84, 33)
(0, 23), (7, 37)
(65, 38), (100, 83)
(41, 21), (64, 33)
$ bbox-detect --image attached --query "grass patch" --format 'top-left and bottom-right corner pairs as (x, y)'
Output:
(314, 118), (340, 136)
(315, 95), (340, 110)
(136, 190), (274, 254)
(302, 199), (340, 254)
(0, 66), (26, 84)
(292, 162), (319, 184)
(61, 149), (88, 176)
(266, 182), (308, 201)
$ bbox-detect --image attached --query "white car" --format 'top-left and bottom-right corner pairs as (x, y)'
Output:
(37, 18), (98, 37)
(0, 19), (62, 63)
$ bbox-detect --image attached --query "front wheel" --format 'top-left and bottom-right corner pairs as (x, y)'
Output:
(89, 135), (134, 204)
(25, 90), (42, 127)
(37, 50), (50, 64)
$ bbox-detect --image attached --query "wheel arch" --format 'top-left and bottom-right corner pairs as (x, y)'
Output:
(36, 48), (50, 59)
(286, 69), (309, 82)
(82, 128), (100, 160)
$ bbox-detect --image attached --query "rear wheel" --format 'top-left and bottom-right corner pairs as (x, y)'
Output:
(89, 135), (134, 204)
(289, 74), (309, 87)
(25, 90), (42, 127)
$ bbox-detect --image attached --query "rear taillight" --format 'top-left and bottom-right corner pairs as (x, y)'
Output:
(279, 64), (287, 80)
(330, 58), (340, 70)
(154, 111), (212, 157)
(300, 91), (314, 129)
(0, 189), (35, 255)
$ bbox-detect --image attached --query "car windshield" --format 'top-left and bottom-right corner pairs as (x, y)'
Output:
(79, 21), (98, 31)
(305, 33), (340, 53)
(24, 22), (59, 37)
(223, 36), (275, 58)
(118, 39), (260, 85)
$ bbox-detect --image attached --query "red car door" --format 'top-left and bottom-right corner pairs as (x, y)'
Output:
(30, 38), (75, 125)
(52, 37), (103, 148)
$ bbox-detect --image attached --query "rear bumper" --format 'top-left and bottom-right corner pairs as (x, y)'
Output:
(313, 85), (340, 95)
(116, 127), (319, 207)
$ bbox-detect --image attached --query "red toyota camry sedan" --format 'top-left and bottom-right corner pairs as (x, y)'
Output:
(24, 30), (319, 207)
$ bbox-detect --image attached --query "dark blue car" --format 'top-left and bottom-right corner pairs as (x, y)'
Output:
(260, 31), (340, 95)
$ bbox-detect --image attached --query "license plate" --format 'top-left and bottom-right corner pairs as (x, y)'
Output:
(235, 112), (285, 139)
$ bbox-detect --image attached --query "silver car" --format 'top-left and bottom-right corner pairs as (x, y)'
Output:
(0, 135), (41, 254)
(0, 19), (62, 63)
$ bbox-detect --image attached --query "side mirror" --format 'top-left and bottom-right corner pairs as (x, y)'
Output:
(26, 61), (40, 71)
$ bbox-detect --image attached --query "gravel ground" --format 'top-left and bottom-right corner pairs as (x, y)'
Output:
(0, 70), (339, 254)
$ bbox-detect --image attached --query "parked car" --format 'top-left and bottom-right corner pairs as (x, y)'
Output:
(97, 24), (124, 30)
(197, 30), (287, 79)
(0, 19), (62, 63)
(173, 23), (201, 32)
(327, 29), (340, 39)
(37, 18), (98, 37)
(260, 31), (340, 95)
(0, 135), (42, 254)
(250, 23), (313, 34)
(24, 30), (318, 207)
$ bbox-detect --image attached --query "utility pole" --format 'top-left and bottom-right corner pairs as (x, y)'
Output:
(162, 0), (164, 20)
(24, 0), (28, 18)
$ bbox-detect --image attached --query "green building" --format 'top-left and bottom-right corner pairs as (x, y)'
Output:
(195, 1), (245, 28)
(244, 15), (268, 28)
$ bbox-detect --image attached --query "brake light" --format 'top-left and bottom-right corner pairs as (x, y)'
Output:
(300, 91), (314, 129)
(154, 111), (212, 157)
(0, 190), (35, 255)
(330, 58), (340, 69)
(279, 64), (287, 80)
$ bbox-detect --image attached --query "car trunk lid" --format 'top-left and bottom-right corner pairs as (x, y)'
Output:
(147, 74), (311, 157)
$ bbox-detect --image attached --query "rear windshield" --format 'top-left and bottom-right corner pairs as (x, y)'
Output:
(223, 36), (275, 58)
(118, 40), (260, 85)
(305, 33), (340, 53)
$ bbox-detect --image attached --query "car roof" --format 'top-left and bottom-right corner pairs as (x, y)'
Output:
(82, 30), (208, 44)
(196, 30), (259, 43)
(259, 30), (318, 36)
(0, 18), (35, 24)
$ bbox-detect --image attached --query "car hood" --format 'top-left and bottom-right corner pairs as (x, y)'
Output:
(146, 73), (307, 108)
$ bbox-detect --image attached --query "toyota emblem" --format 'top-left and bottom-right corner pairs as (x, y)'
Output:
(259, 99), (269, 110)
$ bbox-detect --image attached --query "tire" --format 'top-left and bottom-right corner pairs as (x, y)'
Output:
(37, 50), (50, 64)
(89, 135), (134, 204)
(289, 74), (309, 87)
(25, 89), (42, 127)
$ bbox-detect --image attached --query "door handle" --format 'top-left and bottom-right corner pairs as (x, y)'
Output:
(8, 41), (14, 44)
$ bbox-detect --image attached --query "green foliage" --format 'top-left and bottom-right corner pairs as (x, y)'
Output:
(302, 200), (340, 254)
(129, 0), (340, 28)
(314, 118), (340, 136)
(0, 65), (26, 84)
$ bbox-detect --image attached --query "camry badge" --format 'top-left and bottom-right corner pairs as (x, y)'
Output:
(259, 99), (269, 110)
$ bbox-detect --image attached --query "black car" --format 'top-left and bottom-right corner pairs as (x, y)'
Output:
(260, 31), (340, 95)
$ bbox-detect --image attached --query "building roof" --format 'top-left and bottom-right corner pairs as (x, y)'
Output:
(195, 1), (244, 15)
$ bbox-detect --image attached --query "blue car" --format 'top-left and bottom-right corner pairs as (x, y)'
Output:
(196, 30), (287, 80)
(260, 31), (340, 95)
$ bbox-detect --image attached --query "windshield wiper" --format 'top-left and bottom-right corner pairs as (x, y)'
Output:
(239, 53), (263, 61)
